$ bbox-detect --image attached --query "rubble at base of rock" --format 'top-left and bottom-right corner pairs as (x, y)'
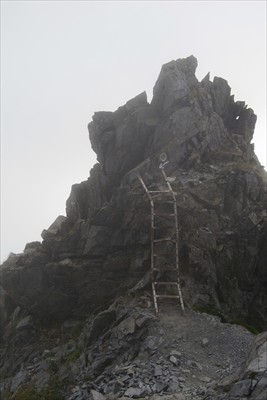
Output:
(0, 294), (266, 399)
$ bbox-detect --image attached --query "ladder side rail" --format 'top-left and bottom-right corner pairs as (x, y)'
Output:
(173, 196), (185, 312)
(138, 174), (159, 315)
(161, 169), (185, 313)
(172, 194), (185, 312)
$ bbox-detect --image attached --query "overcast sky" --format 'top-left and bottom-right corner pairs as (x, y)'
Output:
(1, 0), (266, 262)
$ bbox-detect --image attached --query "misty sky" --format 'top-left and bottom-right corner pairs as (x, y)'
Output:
(1, 1), (266, 262)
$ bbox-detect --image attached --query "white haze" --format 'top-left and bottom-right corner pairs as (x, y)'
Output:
(1, 1), (266, 262)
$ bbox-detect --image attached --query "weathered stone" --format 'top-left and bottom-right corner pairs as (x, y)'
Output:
(201, 338), (209, 347)
(228, 379), (255, 397)
(32, 370), (50, 392)
(154, 365), (163, 377)
(123, 387), (144, 398)
(88, 310), (116, 344)
(169, 355), (179, 366)
(10, 370), (27, 393)
(156, 381), (169, 392)
(200, 376), (211, 383)
(115, 318), (136, 339)
(16, 315), (33, 330)
(91, 389), (106, 400)
(170, 350), (182, 357)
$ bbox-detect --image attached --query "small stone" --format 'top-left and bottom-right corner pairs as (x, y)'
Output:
(169, 356), (179, 366)
(156, 381), (168, 393)
(200, 376), (211, 383)
(10, 370), (27, 393)
(173, 395), (186, 400)
(16, 316), (33, 330)
(154, 365), (163, 376)
(197, 386), (207, 395)
(190, 361), (203, 371)
(124, 387), (143, 398)
(91, 389), (106, 400)
(229, 379), (254, 397)
(178, 377), (186, 382)
(135, 315), (149, 328)
(201, 338), (209, 347)
(170, 350), (182, 357)
(168, 381), (180, 392)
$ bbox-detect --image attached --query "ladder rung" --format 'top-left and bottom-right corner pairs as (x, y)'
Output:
(152, 255), (176, 259)
(152, 267), (178, 271)
(155, 294), (180, 299)
(154, 282), (178, 285)
(148, 190), (171, 193)
(154, 213), (175, 217)
(154, 237), (175, 243)
(156, 201), (174, 204)
(153, 253), (176, 260)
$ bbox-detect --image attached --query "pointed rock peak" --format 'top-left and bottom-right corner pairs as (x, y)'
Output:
(201, 72), (210, 84)
(125, 91), (148, 111)
(151, 55), (198, 114)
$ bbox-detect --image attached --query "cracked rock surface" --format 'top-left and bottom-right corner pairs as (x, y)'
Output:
(0, 55), (266, 398)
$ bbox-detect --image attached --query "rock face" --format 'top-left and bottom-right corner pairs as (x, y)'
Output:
(0, 54), (267, 400)
(1, 55), (267, 332)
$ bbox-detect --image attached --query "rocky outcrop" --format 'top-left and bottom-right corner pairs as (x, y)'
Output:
(211, 331), (267, 399)
(0, 54), (267, 400)
(1, 55), (266, 331)
(1, 56), (267, 322)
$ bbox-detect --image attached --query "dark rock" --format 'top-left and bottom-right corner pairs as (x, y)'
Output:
(216, 331), (267, 399)
(15, 315), (33, 330)
(91, 389), (106, 400)
(88, 310), (117, 345)
(151, 55), (198, 114)
(2, 53), (267, 325)
(0, 56), (267, 400)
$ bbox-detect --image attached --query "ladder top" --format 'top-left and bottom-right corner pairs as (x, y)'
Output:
(153, 237), (175, 243)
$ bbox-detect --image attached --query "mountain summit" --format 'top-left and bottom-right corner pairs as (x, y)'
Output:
(1, 56), (266, 399)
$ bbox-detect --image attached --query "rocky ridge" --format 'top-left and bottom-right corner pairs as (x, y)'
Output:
(0, 55), (267, 399)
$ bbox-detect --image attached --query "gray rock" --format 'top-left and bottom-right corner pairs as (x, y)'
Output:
(115, 317), (136, 338)
(170, 350), (182, 357)
(190, 361), (203, 371)
(91, 389), (106, 400)
(200, 376), (211, 383)
(124, 387), (144, 398)
(16, 315), (33, 330)
(151, 394), (186, 400)
(154, 365), (163, 377)
(169, 356), (179, 366)
(10, 370), (27, 393)
(88, 310), (116, 344)
(32, 370), (50, 392)
(201, 338), (209, 347)
(156, 381), (169, 392)
(229, 379), (255, 397)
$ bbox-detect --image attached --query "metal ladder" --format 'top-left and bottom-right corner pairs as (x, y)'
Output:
(138, 159), (185, 316)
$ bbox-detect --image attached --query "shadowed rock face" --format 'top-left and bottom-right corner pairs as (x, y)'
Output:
(1, 55), (266, 329)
